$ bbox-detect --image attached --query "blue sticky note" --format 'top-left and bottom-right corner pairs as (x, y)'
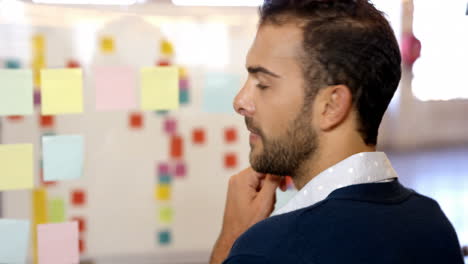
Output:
(0, 219), (30, 264)
(158, 174), (172, 185)
(42, 135), (84, 181)
(203, 73), (240, 113)
(179, 88), (190, 105)
(5, 59), (21, 69)
(0, 70), (34, 116)
(158, 230), (171, 245)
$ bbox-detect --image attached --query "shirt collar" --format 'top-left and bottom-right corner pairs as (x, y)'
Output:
(271, 152), (398, 216)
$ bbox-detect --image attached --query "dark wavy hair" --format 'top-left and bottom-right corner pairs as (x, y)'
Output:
(259, 0), (402, 146)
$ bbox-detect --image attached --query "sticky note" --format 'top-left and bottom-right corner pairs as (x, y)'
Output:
(32, 34), (45, 54)
(179, 67), (188, 79)
(160, 40), (174, 56)
(141, 67), (179, 111)
(192, 128), (206, 145)
(159, 207), (174, 224)
(71, 217), (86, 233)
(37, 222), (79, 264)
(39, 115), (55, 128)
(174, 161), (187, 178)
(224, 153), (238, 169)
(0, 70), (34, 116)
(164, 118), (177, 135)
(157, 60), (171, 67)
(158, 230), (172, 245)
(33, 188), (48, 225)
(100, 36), (115, 53)
(5, 59), (21, 69)
(170, 135), (183, 159)
(41, 69), (83, 115)
(129, 112), (144, 129)
(158, 162), (170, 176)
(0, 219), (30, 264)
(203, 73), (240, 113)
(179, 88), (190, 105)
(224, 127), (238, 143)
(48, 198), (66, 223)
(42, 135), (84, 181)
(155, 184), (171, 201)
(67, 60), (80, 68)
(158, 175), (172, 185)
(79, 238), (86, 253)
(95, 67), (137, 111)
(34, 90), (41, 106)
(7, 115), (24, 122)
(179, 79), (189, 90)
(0, 144), (34, 191)
(71, 189), (86, 206)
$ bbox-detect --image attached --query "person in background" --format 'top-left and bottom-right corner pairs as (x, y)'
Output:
(210, 0), (465, 263)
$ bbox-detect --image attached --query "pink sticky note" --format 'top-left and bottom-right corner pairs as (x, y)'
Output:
(37, 222), (79, 264)
(158, 162), (170, 176)
(164, 118), (177, 135)
(174, 161), (187, 178)
(95, 67), (136, 111)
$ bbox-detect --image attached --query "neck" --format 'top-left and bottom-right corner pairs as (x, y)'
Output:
(292, 135), (376, 190)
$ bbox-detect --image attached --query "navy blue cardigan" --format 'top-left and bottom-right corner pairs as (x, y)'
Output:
(224, 180), (464, 263)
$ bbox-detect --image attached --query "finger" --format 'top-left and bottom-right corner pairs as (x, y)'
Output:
(257, 174), (281, 201)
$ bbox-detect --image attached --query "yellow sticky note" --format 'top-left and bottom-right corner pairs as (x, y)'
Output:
(179, 67), (188, 79)
(100, 36), (115, 54)
(41, 69), (83, 115)
(159, 206), (174, 224)
(155, 184), (171, 201)
(32, 188), (48, 264)
(161, 40), (174, 56)
(0, 144), (34, 191)
(32, 35), (45, 54)
(141, 67), (179, 111)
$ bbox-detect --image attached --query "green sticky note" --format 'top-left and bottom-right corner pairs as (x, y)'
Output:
(48, 198), (66, 223)
(141, 67), (179, 111)
(0, 219), (30, 264)
(0, 144), (34, 191)
(159, 207), (174, 224)
(42, 135), (84, 182)
(0, 70), (33, 116)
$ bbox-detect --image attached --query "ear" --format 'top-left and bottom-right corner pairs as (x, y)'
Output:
(317, 85), (353, 131)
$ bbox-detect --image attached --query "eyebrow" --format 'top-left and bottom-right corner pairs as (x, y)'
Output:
(247, 66), (281, 78)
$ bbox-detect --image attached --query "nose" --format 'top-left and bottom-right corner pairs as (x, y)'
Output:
(233, 79), (255, 117)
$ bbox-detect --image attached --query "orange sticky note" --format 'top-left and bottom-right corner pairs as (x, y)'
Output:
(224, 127), (238, 143)
(170, 135), (183, 159)
(224, 153), (238, 169)
(129, 112), (143, 129)
(192, 128), (205, 145)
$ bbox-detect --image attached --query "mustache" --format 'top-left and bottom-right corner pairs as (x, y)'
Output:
(245, 117), (262, 136)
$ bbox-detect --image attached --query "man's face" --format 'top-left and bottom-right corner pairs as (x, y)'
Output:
(233, 23), (318, 177)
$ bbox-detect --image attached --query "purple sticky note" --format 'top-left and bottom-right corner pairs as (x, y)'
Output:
(95, 66), (137, 111)
(34, 90), (41, 106)
(158, 162), (170, 176)
(164, 118), (177, 135)
(174, 162), (187, 178)
(179, 79), (190, 90)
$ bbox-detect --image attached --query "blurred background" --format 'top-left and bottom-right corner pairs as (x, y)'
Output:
(0, 0), (467, 263)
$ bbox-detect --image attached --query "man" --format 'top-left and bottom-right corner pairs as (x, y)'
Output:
(210, 0), (464, 263)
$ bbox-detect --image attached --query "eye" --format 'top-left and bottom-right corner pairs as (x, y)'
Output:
(256, 83), (269, 90)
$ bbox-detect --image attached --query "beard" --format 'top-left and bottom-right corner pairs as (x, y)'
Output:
(247, 105), (318, 177)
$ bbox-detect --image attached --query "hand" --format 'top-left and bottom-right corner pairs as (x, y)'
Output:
(210, 168), (287, 264)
